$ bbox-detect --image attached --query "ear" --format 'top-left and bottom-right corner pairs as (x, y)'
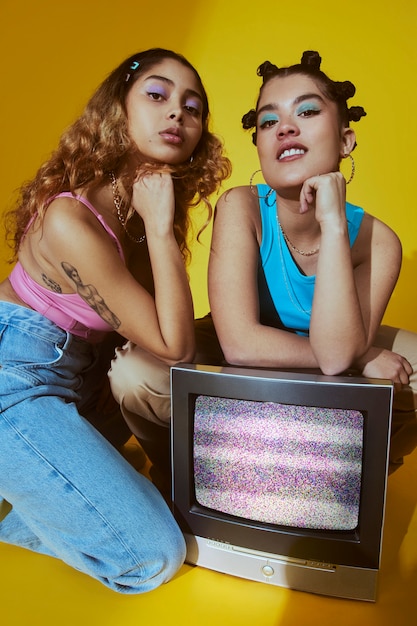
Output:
(340, 127), (356, 157)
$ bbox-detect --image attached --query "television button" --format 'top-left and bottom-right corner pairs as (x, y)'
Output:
(262, 565), (275, 578)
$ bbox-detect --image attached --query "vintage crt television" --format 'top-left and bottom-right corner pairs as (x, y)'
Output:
(170, 363), (394, 602)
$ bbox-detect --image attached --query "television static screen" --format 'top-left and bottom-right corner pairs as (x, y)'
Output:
(193, 395), (363, 531)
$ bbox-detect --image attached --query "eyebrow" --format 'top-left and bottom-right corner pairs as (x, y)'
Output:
(144, 74), (203, 102)
(257, 92), (325, 118)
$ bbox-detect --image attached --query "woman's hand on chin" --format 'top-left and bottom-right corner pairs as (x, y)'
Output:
(132, 171), (175, 237)
(299, 171), (347, 224)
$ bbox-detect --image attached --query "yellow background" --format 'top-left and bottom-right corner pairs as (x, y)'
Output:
(1, 3), (417, 624)
(1, 0), (416, 331)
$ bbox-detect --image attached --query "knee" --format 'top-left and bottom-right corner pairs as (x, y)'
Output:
(110, 527), (186, 594)
(108, 342), (171, 426)
(109, 342), (170, 397)
(86, 524), (186, 594)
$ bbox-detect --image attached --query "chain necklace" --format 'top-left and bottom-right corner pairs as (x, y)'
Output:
(109, 171), (146, 244)
(278, 219), (320, 257)
(276, 215), (313, 316)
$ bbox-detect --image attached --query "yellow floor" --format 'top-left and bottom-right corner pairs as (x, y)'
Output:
(2, 449), (417, 626)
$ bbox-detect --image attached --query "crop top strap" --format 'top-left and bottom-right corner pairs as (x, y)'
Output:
(52, 193), (125, 262)
(23, 193), (124, 263)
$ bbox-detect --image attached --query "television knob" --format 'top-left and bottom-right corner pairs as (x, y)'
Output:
(262, 564), (275, 578)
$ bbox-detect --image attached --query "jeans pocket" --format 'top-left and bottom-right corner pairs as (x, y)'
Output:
(0, 322), (91, 392)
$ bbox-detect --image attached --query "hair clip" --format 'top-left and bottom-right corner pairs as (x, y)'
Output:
(125, 60), (140, 83)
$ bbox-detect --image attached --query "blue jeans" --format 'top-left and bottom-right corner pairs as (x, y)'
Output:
(0, 302), (185, 593)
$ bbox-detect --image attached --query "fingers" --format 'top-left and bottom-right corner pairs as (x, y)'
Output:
(134, 163), (172, 181)
(132, 171), (174, 199)
(131, 171), (175, 230)
(299, 171), (346, 215)
(134, 171), (171, 190)
(360, 349), (412, 389)
(390, 355), (411, 389)
(403, 357), (413, 377)
(299, 183), (316, 214)
(299, 175), (320, 213)
(398, 356), (412, 386)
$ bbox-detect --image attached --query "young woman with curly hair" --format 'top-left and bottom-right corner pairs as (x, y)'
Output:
(0, 48), (231, 592)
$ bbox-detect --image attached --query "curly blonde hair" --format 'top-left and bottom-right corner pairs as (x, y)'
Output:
(5, 48), (231, 264)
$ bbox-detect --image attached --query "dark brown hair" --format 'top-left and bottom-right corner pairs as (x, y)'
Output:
(242, 50), (366, 145)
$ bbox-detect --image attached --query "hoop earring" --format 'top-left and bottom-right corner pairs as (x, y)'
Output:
(249, 169), (274, 200)
(344, 153), (355, 185)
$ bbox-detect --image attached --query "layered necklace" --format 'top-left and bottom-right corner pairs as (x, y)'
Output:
(276, 212), (318, 316)
(277, 220), (320, 257)
(109, 171), (146, 244)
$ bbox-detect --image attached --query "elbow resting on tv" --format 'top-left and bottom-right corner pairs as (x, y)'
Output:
(315, 350), (359, 377)
(220, 343), (264, 368)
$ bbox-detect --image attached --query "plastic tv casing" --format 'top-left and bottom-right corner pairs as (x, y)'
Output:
(170, 363), (393, 602)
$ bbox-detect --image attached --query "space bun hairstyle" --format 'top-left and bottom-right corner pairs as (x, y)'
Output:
(242, 51), (366, 145)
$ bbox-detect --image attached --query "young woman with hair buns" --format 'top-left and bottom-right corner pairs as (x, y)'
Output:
(208, 50), (417, 473)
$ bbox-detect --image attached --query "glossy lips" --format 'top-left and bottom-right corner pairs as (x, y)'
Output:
(159, 126), (184, 145)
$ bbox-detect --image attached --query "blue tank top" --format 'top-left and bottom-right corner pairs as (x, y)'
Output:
(257, 184), (364, 336)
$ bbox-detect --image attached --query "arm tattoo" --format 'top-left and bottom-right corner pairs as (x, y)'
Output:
(61, 262), (121, 330)
(42, 273), (63, 293)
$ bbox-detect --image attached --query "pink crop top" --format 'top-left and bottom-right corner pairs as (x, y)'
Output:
(9, 193), (126, 342)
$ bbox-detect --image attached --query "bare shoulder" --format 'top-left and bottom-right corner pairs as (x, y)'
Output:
(212, 186), (262, 246)
(363, 212), (401, 250)
(42, 195), (100, 234)
(215, 186), (260, 225)
(355, 212), (402, 269)
(216, 185), (256, 209)
(33, 194), (122, 276)
(40, 194), (116, 250)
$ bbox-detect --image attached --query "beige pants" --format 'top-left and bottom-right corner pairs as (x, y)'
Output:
(108, 323), (417, 472)
(108, 315), (224, 430)
(108, 341), (172, 429)
(108, 342), (172, 478)
(373, 326), (417, 470)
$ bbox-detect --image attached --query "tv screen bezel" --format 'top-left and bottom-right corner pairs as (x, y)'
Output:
(171, 364), (393, 570)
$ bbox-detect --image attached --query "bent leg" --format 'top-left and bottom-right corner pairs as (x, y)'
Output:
(108, 341), (171, 428)
(374, 325), (417, 472)
(108, 315), (224, 487)
(0, 395), (185, 593)
(78, 331), (132, 447)
(108, 342), (171, 483)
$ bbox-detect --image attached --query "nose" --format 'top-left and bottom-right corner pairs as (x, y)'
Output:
(167, 101), (183, 122)
(276, 117), (299, 137)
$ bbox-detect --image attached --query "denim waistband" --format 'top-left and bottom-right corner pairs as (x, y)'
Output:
(0, 301), (69, 342)
(0, 301), (100, 362)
